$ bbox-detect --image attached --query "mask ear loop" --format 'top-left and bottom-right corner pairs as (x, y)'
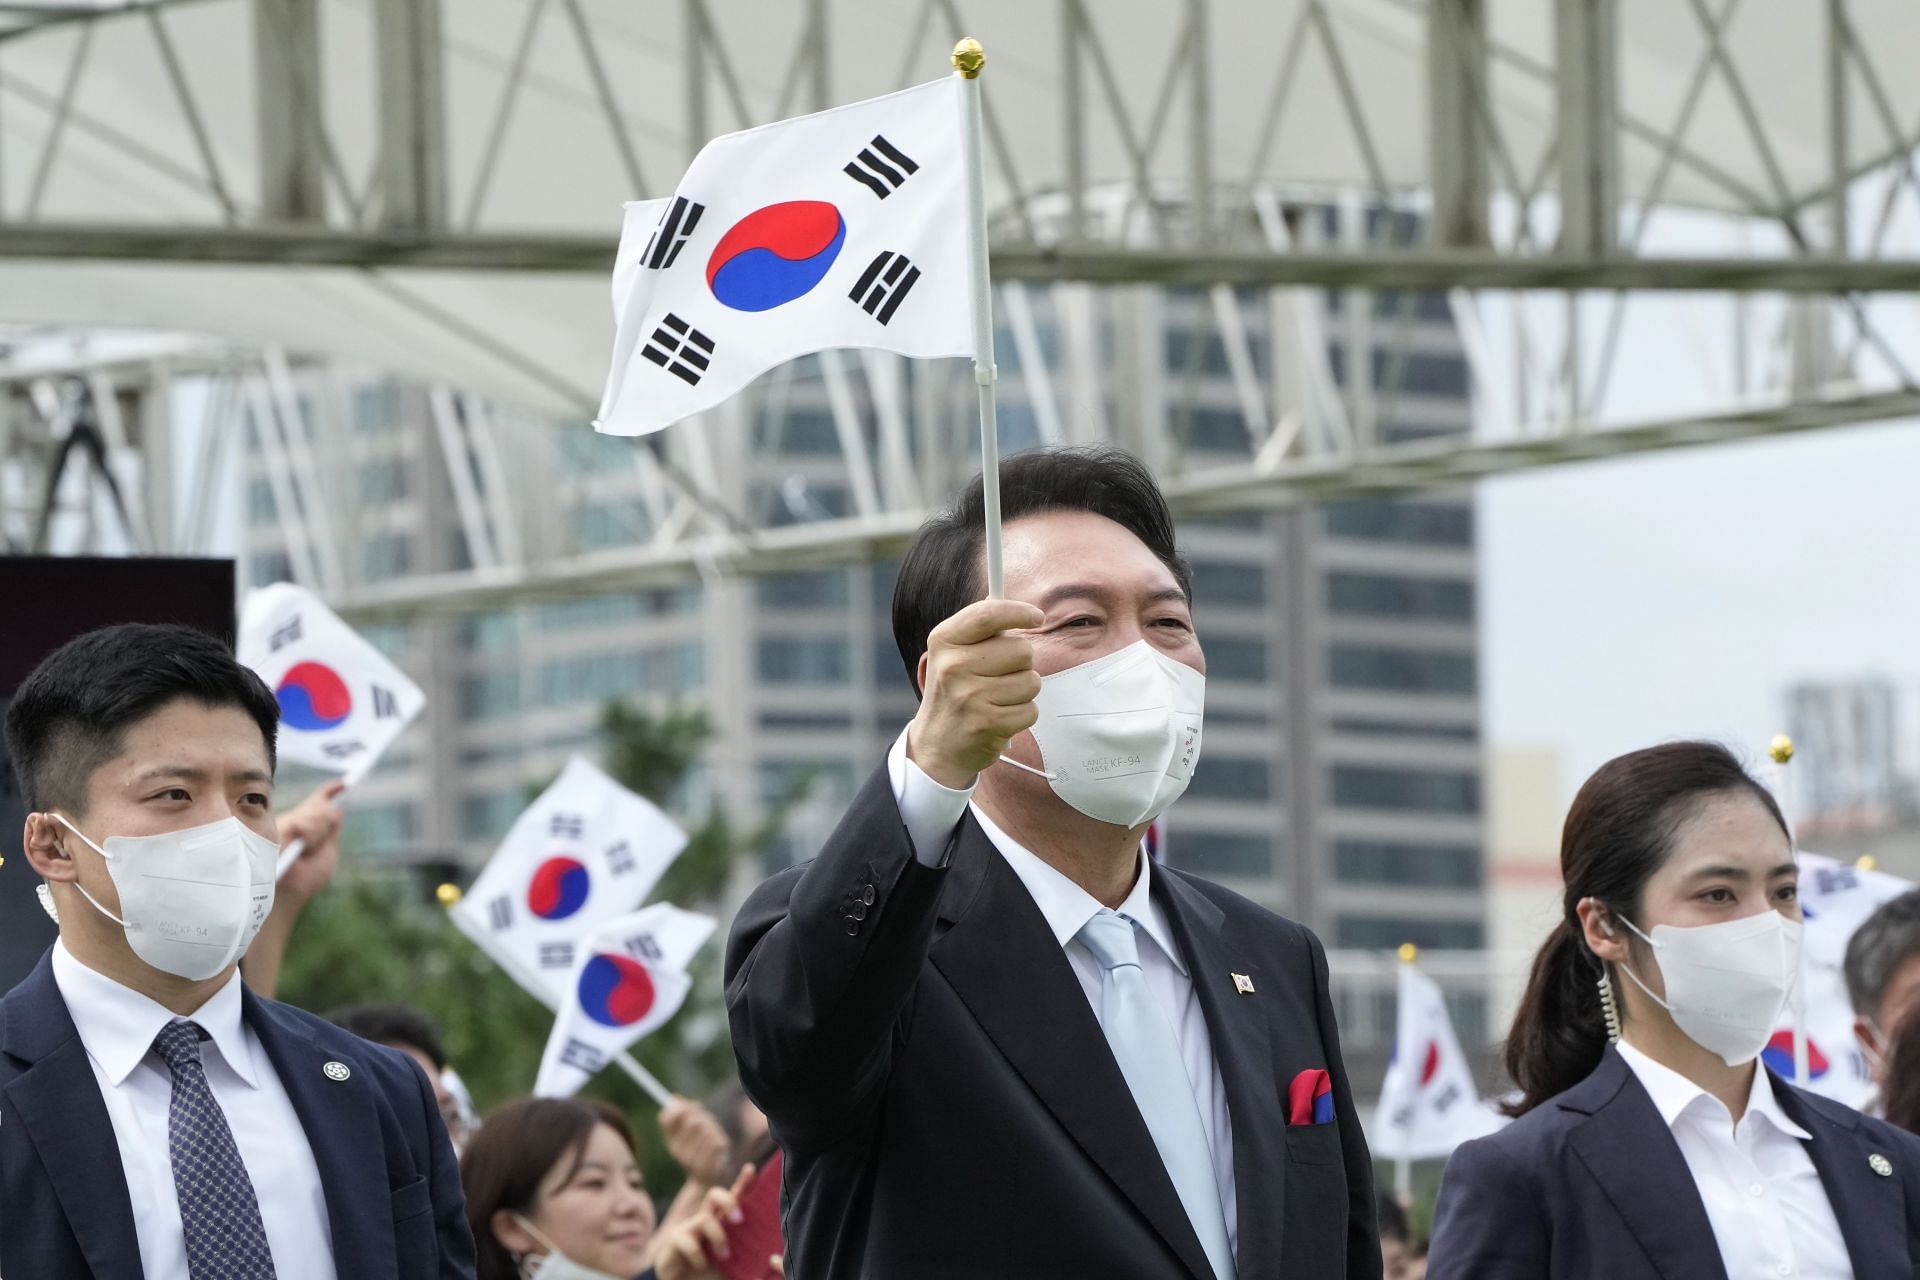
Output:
(46, 813), (130, 927)
(1600, 909), (1674, 1016)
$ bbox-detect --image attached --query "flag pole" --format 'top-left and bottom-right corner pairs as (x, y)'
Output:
(1770, 733), (1811, 1088)
(1394, 943), (1416, 1206)
(439, 885), (676, 1107)
(275, 778), (353, 882)
(953, 37), (1004, 599)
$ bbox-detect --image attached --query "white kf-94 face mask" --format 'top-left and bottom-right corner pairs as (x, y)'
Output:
(53, 813), (279, 982)
(999, 638), (1206, 829)
(1614, 908), (1803, 1067)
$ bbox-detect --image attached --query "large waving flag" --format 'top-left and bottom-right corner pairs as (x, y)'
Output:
(1769, 851), (1915, 1106)
(237, 582), (425, 785)
(596, 76), (971, 436)
(533, 903), (716, 1098)
(1373, 958), (1505, 1163)
(448, 756), (689, 1001)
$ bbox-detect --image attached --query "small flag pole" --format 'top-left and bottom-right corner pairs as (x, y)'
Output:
(1394, 942), (1417, 1206)
(953, 37), (1004, 598)
(275, 777), (353, 882)
(438, 884), (676, 1107)
(1770, 733), (1811, 1088)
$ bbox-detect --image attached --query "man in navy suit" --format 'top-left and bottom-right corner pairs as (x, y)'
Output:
(0, 623), (474, 1279)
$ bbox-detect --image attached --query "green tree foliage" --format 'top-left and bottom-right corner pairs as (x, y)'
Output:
(277, 698), (810, 1203)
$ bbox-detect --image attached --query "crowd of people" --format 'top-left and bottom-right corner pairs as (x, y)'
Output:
(4, 444), (1920, 1279)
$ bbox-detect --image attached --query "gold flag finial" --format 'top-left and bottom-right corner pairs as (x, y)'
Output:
(1397, 942), (1419, 964)
(1858, 855), (1880, 872)
(952, 37), (985, 78)
(1769, 734), (1795, 765)
(435, 882), (462, 908)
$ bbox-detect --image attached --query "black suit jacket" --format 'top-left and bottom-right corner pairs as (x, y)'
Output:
(1428, 1045), (1920, 1279)
(725, 764), (1379, 1280)
(0, 949), (476, 1279)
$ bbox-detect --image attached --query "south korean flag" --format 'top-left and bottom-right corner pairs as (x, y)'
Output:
(597, 76), (973, 436)
(237, 582), (425, 785)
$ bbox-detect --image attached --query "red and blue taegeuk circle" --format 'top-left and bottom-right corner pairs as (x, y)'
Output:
(706, 201), (846, 312)
(577, 952), (658, 1027)
(527, 855), (591, 921)
(275, 661), (353, 732)
(1761, 1029), (1830, 1079)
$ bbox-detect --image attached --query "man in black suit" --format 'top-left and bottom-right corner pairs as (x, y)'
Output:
(727, 447), (1379, 1279)
(0, 623), (474, 1279)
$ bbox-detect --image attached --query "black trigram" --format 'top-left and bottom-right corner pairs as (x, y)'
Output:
(550, 812), (586, 840)
(625, 933), (665, 964)
(372, 685), (400, 719)
(642, 313), (714, 387)
(488, 895), (513, 930)
(643, 196), (704, 269)
(321, 740), (366, 759)
(558, 1037), (605, 1074)
(849, 251), (922, 324)
(269, 616), (302, 651)
(843, 135), (918, 198)
(538, 941), (575, 969)
(605, 840), (636, 877)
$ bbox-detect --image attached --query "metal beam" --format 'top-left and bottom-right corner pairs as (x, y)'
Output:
(1427, 0), (1489, 248)
(1555, 0), (1619, 255)
(8, 224), (1920, 292)
(253, 0), (324, 222)
(373, 0), (447, 232)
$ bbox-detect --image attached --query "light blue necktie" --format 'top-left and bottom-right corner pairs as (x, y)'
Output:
(152, 1018), (278, 1279)
(1077, 909), (1234, 1280)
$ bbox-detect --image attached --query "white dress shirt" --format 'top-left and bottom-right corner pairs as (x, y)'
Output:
(1616, 1039), (1852, 1280)
(51, 942), (337, 1280)
(887, 730), (1239, 1254)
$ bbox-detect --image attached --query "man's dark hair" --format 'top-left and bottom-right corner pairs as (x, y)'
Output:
(4, 622), (280, 815)
(890, 446), (1191, 693)
(330, 1002), (448, 1070)
(1844, 889), (1920, 1019)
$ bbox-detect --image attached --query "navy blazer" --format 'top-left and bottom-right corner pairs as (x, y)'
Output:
(726, 763), (1380, 1280)
(1428, 1045), (1920, 1280)
(0, 949), (476, 1279)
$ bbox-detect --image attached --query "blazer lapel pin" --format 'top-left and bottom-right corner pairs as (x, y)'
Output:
(1869, 1153), (1893, 1177)
(1231, 972), (1255, 995)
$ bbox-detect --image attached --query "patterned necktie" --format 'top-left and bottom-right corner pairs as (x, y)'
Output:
(151, 1018), (278, 1279)
(1077, 909), (1235, 1280)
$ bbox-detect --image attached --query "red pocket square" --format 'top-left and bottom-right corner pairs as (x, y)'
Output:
(1288, 1068), (1334, 1125)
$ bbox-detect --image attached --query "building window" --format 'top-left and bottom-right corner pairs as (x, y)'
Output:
(1323, 499), (1473, 546)
(359, 622), (411, 661)
(249, 551), (293, 587)
(1190, 559), (1267, 608)
(1328, 645), (1476, 695)
(1168, 831), (1274, 878)
(457, 611), (517, 652)
(1332, 839), (1482, 888)
(459, 670), (521, 720)
(363, 533), (413, 582)
(1335, 915), (1484, 950)
(1329, 717), (1478, 742)
(539, 652), (645, 706)
(575, 499), (648, 551)
(756, 568), (851, 609)
(355, 460), (408, 503)
(1187, 407), (1255, 454)
(765, 408), (842, 455)
(556, 429), (634, 475)
(1186, 755), (1273, 802)
(247, 478), (277, 526)
(1204, 637), (1269, 682)
(343, 802), (416, 853)
(352, 383), (402, 434)
(536, 593), (648, 631)
(1331, 766), (1480, 815)
(1326, 572), (1474, 622)
(462, 792), (523, 841)
(756, 636), (851, 685)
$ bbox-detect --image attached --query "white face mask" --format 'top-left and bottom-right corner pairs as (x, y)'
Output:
(52, 814), (279, 982)
(512, 1216), (628, 1280)
(1000, 639), (1205, 829)
(1613, 909), (1803, 1067)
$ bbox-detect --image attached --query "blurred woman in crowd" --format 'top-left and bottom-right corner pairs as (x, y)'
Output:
(463, 1096), (779, 1280)
(1428, 741), (1920, 1279)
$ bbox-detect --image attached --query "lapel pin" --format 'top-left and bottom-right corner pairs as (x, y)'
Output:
(1231, 972), (1256, 995)
(1869, 1153), (1893, 1177)
(323, 1060), (352, 1083)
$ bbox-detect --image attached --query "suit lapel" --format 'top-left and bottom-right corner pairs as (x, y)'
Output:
(1565, 1049), (1729, 1280)
(1773, 1075), (1910, 1277)
(0, 951), (144, 1280)
(245, 990), (395, 1280)
(1153, 868), (1283, 1278)
(928, 820), (1217, 1280)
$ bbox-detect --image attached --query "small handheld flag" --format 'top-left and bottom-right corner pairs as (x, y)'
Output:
(1372, 947), (1505, 1188)
(533, 903), (716, 1099)
(597, 77), (972, 436)
(448, 756), (690, 1003)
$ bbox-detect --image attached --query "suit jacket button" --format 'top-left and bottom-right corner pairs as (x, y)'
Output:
(850, 901), (868, 921)
(845, 918), (860, 936)
(862, 884), (876, 905)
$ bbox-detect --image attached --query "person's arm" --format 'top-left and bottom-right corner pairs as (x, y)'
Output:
(724, 598), (1041, 1154)
(648, 1098), (735, 1255)
(1424, 1135), (1547, 1280)
(242, 780), (345, 998)
(1305, 927), (1383, 1280)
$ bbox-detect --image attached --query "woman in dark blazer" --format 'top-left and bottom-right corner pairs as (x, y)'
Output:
(1429, 742), (1920, 1280)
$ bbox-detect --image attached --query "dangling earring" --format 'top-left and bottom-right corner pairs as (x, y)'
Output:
(1597, 966), (1623, 1043)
